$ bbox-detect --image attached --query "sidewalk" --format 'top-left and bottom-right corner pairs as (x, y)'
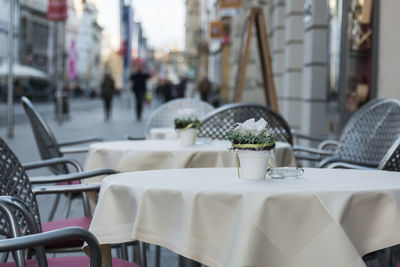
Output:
(0, 95), (151, 164)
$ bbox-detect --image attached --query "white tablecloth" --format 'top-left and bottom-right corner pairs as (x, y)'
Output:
(89, 168), (400, 267)
(83, 140), (295, 183)
(147, 127), (178, 140)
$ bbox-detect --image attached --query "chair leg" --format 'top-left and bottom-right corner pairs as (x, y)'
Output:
(155, 245), (161, 267)
(140, 242), (148, 267)
(47, 194), (61, 221)
(132, 244), (139, 263)
(62, 193), (73, 219)
(179, 255), (202, 267)
(81, 192), (90, 217)
(120, 243), (129, 261)
(0, 251), (9, 263)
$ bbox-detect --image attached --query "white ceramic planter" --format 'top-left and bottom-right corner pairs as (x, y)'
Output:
(179, 128), (197, 146)
(237, 150), (273, 180)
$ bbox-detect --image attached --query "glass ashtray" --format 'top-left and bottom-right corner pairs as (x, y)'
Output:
(267, 167), (304, 179)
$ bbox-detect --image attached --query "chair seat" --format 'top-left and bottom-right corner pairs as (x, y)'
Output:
(42, 216), (92, 248)
(56, 180), (81, 185)
(0, 256), (141, 267)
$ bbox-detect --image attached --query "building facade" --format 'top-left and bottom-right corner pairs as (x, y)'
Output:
(0, 0), (19, 64)
(19, 0), (49, 72)
(187, 0), (398, 141)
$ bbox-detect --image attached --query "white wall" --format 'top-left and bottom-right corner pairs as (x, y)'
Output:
(378, 0), (400, 99)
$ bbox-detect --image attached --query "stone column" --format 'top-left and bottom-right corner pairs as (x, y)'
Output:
(270, 0), (286, 108)
(281, 0), (305, 130)
(300, 0), (330, 143)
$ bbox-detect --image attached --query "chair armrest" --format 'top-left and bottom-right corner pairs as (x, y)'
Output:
(294, 154), (324, 162)
(293, 146), (336, 156)
(29, 168), (116, 184)
(23, 157), (82, 172)
(325, 162), (376, 169)
(318, 139), (341, 150)
(59, 146), (90, 154)
(291, 130), (327, 143)
(58, 136), (103, 147)
(33, 183), (102, 194)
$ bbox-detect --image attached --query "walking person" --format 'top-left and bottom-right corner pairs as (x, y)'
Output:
(130, 66), (150, 121)
(198, 76), (212, 102)
(100, 73), (115, 121)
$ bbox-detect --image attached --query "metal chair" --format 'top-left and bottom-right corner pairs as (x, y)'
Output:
(21, 96), (103, 221)
(327, 136), (400, 172)
(198, 102), (293, 145)
(144, 98), (215, 136)
(0, 196), (140, 267)
(294, 99), (400, 168)
(294, 99), (384, 156)
(378, 136), (400, 171)
(0, 137), (114, 255)
(292, 98), (384, 149)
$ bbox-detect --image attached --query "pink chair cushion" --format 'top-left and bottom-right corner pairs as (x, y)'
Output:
(0, 256), (141, 267)
(56, 180), (81, 185)
(41, 216), (92, 248)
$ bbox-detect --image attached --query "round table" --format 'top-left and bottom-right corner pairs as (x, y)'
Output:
(83, 140), (295, 183)
(89, 168), (400, 267)
(147, 127), (178, 140)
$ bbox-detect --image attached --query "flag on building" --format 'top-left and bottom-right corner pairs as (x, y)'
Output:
(47, 0), (68, 21)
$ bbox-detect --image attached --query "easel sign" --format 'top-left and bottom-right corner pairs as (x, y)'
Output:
(233, 8), (278, 112)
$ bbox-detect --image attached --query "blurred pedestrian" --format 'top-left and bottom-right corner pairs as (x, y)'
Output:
(100, 73), (115, 121)
(130, 66), (150, 121)
(176, 76), (187, 98)
(198, 76), (211, 102)
(156, 78), (174, 103)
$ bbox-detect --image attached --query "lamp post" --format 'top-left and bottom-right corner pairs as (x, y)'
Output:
(47, 0), (67, 124)
(7, 0), (15, 138)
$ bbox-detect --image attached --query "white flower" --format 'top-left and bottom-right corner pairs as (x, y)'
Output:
(233, 118), (269, 136)
(176, 108), (197, 120)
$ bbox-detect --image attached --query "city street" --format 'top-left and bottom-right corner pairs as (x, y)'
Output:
(0, 94), (179, 266)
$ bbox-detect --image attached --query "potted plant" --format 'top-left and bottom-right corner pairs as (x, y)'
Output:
(227, 118), (275, 180)
(174, 109), (201, 146)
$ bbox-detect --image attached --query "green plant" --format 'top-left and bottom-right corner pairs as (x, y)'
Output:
(226, 127), (275, 150)
(174, 118), (201, 130)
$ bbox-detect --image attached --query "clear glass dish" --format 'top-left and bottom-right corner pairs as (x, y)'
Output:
(267, 167), (304, 179)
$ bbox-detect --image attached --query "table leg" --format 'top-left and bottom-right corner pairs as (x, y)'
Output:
(101, 244), (112, 267)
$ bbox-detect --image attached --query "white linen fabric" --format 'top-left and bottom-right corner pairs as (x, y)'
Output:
(83, 140), (295, 183)
(147, 127), (178, 140)
(89, 168), (400, 267)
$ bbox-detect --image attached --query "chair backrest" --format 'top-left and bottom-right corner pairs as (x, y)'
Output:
(0, 138), (42, 236)
(21, 96), (68, 175)
(145, 98), (215, 135)
(198, 103), (294, 145)
(378, 137), (400, 171)
(321, 99), (400, 167)
(338, 98), (383, 142)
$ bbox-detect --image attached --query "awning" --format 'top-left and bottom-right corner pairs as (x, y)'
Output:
(0, 62), (49, 80)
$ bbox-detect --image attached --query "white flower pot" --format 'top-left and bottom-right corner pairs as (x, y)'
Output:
(179, 128), (197, 146)
(237, 150), (273, 180)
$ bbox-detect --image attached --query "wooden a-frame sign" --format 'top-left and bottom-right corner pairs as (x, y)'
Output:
(234, 8), (278, 111)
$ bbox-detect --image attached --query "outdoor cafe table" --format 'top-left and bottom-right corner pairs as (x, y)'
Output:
(88, 167), (400, 267)
(83, 140), (296, 183)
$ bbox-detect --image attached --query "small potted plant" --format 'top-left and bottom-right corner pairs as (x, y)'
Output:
(174, 109), (201, 146)
(227, 118), (275, 180)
